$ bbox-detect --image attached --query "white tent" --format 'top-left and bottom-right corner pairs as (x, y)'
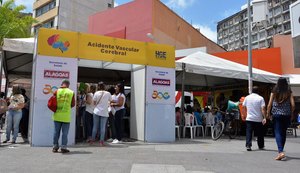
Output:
(175, 51), (280, 88)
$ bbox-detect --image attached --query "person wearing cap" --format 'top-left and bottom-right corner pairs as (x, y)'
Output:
(52, 79), (75, 153)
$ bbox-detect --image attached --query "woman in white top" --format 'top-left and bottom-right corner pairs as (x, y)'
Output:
(111, 83), (126, 144)
(85, 84), (96, 142)
(91, 82), (112, 146)
(3, 85), (24, 144)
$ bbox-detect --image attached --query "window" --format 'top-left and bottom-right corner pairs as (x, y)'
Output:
(252, 34), (258, 41)
(274, 6), (281, 16)
(284, 23), (291, 30)
(259, 41), (266, 48)
(282, 3), (289, 11)
(43, 19), (54, 28)
(275, 16), (282, 23)
(267, 29), (274, 36)
(259, 31), (266, 39)
(283, 13), (290, 21)
(35, 0), (56, 17)
(108, 3), (112, 8)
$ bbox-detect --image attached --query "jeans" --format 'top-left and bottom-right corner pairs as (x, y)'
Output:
(273, 115), (290, 153)
(76, 106), (85, 140)
(92, 114), (108, 141)
(246, 121), (264, 148)
(53, 121), (70, 149)
(114, 109), (126, 141)
(108, 112), (116, 139)
(6, 110), (22, 142)
(84, 111), (93, 138)
(20, 108), (29, 139)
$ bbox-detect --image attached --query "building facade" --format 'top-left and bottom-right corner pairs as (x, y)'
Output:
(217, 0), (297, 51)
(88, 0), (225, 54)
(32, 0), (114, 34)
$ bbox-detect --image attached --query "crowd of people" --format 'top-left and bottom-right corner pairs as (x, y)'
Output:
(175, 77), (297, 161)
(74, 81), (127, 147)
(0, 77), (298, 160)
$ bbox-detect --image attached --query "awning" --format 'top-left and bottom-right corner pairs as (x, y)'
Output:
(175, 51), (280, 87)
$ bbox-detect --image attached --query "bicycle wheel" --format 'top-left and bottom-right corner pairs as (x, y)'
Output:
(228, 120), (238, 139)
(212, 121), (224, 140)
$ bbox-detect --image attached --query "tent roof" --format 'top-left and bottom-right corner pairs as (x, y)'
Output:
(175, 51), (280, 87)
(2, 38), (35, 54)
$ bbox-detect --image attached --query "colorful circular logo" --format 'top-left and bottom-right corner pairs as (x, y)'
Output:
(47, 34), (70, 53)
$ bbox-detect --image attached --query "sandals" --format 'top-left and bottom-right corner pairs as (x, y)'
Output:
(275, 153), (285, 160)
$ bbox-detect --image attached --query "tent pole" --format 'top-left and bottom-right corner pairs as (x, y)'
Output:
(181, 63), (186, 124)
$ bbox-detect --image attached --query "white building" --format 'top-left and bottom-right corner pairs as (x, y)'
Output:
(217, 0), (297, 51)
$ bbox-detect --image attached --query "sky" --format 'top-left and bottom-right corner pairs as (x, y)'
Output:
(8, 0), (249, 42)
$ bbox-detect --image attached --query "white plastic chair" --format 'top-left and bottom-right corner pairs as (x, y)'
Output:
(194, 115), (204, 138)
(204, 112), (215, 136)
(183, 113), (196, 139)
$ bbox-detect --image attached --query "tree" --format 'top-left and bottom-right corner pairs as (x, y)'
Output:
(0, 0), (36, 45)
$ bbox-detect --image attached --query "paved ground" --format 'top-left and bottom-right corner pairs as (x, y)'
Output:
(1, 130), (300, 173)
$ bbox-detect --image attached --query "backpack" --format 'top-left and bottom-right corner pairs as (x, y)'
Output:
(47, 95), (57, 112)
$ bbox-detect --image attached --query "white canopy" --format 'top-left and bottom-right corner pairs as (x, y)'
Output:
(2, 37), (35, 54)
(176, 51), (280, 87)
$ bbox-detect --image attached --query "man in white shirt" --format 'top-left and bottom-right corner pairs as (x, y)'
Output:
(243, 86), (266, 151)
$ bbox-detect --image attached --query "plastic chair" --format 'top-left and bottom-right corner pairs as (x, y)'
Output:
(183, 113), (196, 139)
(204, 112), (215, 136)
(194, 114), (204, 138)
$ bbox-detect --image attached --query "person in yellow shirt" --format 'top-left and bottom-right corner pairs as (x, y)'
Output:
(52, 79), (75, 153)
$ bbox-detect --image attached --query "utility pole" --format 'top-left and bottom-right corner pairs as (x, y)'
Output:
(247, 0), (253, 94)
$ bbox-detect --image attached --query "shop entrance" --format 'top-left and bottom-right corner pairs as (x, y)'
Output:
(76, 66), (131, 142)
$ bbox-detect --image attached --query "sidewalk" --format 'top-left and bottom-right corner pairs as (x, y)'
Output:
(1, 130), (300, 173)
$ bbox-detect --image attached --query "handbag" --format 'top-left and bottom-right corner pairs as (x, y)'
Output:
(48, 95), (57, 112)
(0, 99), (8, 114)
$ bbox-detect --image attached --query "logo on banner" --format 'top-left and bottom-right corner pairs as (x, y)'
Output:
(44, 70), (70, 79)
(152, 78), (170, 86)
(43, 84), (58, 95)
(152, 90), (170, 100)
(47, 34), (70, 53)
(155, 51), (167, 60)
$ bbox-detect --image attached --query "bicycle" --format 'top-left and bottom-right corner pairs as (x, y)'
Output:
(211, 109), (240, 140)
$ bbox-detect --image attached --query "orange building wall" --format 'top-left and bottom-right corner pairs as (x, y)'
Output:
(273, 35), (300, 74)
(213, 48), (282, 74)
(152, 0), (225, 54)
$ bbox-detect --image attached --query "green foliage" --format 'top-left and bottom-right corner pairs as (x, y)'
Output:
(0, 0), (36, 45)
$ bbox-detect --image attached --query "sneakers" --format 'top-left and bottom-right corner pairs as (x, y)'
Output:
(60, 148), (70, 153)
(246, 146), (252, 151)
(2, 140), (9, 143)
(106, 138), (114, 142)
(112, 139), (120, 144)
(52, 147), (59, 153)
